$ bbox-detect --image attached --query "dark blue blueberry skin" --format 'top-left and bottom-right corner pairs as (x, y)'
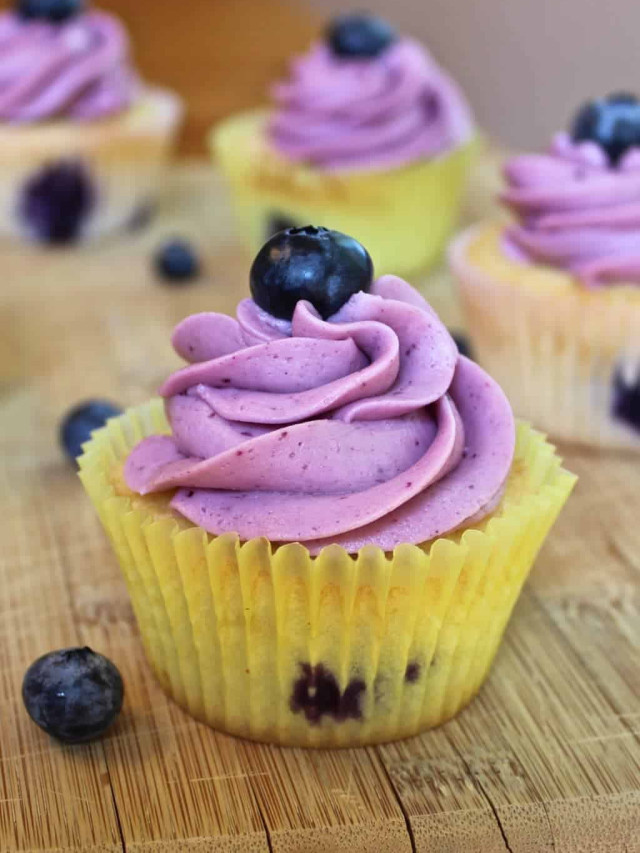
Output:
(22, 647), (124, 744)
(17, 0), (84, 23)
(404, 662), (421, 683)
(571, 92), (640, 165)
(612, 364), (640, 433)
(155, 239), (201, 284)
(250, 226), (374, 321)
(327, 13), (397, 59)
(450, 331), (474, 361)
(21, 160), (94, 244)
(60, 400), (122, 463)
(290, 663), (365, 724)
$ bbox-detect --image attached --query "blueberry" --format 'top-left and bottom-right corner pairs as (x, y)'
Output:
(571, 92), (640, 165)
(250, 226), (373, 321)
(612, 363), (640, 433)
(20, 160), (94, 244)
(60, 400), (122, 463)
(17, 0), (85, 23)
(608, 91), (639, 105)
(327, 12), (397, 59)
(404, 662), (421, 683)
(290, 663), (365, 724)
(450, 331), (474, 360)
(22, 647), (123, 743)
(155, 239), (201, 284)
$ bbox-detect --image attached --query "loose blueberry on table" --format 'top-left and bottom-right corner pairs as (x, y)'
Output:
(17, 0), (85, 25)
(612, 363), (640, 434)
(327, 12), (397, 59)
(22, 647), (124, 743)
(155, 239), (201, 284)
(250, 225), (374, 320)
(571, 92), (640, 165)
(60, 400), (123, 463)
(450, 332), (473, 361)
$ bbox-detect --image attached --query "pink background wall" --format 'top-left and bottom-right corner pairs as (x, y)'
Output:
(305, 0), (639, 149)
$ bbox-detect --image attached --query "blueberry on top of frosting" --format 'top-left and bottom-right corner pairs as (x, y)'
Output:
(326, 13), (397, 59)
(17, 0), (85, 23)
(571, 92), (640, 165)
(250, 226), (374, 320)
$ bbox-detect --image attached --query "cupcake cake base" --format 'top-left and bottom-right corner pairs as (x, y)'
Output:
(0, 89), (182, 244)
(451, 224), (640, 451)
(212, 110), (476, 279)
(79, 400), (575, 748)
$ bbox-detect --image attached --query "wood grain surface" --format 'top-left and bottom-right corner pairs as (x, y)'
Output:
(1, 156), (640, 852)
(0, 0), (321, 156)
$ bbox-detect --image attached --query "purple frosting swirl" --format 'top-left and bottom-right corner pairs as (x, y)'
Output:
(502, 132), (640, 286)
(124, 277), (515, 555)
(0, 10), (138, 122)
(268, 38), (474, 173)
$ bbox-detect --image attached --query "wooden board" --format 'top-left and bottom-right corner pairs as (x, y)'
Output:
(1, 157), (640, 853)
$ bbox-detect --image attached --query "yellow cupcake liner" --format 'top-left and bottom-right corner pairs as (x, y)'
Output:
(451, 223), (640, 451)
(79, 400), (575, 747)
(211, 109), (477, 279)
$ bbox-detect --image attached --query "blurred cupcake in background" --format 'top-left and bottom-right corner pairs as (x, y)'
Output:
(212, 12), (476, 277)
(451, 93), (640, 451)
(0, 0), (183, 244)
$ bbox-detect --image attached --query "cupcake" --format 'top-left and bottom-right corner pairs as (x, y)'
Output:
(79, 227), (574, 747)
(0, 0), (182, 244)
(212, 13), (476, 277)
(451, 93), (640, 450)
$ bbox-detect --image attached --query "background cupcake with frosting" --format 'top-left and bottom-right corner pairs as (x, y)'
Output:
(0, 0), (183, 244)
(78, 226), (574, 747)
(451, 93), (640, 450)
(212, 13), (476, 277)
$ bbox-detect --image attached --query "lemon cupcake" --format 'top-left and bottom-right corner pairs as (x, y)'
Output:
(79, 227), (574, 747)
(0, 0), (182, 244)
(451, 93), (640, 450)
(212, 13), (476, 277)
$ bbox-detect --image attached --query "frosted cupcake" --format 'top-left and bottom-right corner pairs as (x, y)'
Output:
(451, 93), (640, 450)
(79, 227), (574, 747)
(212, 13), (476, 277)
(0, 0), (182, 243)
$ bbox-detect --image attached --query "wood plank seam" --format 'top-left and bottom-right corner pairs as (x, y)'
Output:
(528, 590), (640, 754)
(537, 797), (558, 853)
(255, 800), (274, 853)
(451, 748), (514, 853)
(103, 754), (127, 853)
(371, 748), (417, 853)
(442, 708), (561, 852)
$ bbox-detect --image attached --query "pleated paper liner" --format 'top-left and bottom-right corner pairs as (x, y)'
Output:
(451, 223), (640, 451)
(211, 108), (478, 278)
(79, 400), (575, 747)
